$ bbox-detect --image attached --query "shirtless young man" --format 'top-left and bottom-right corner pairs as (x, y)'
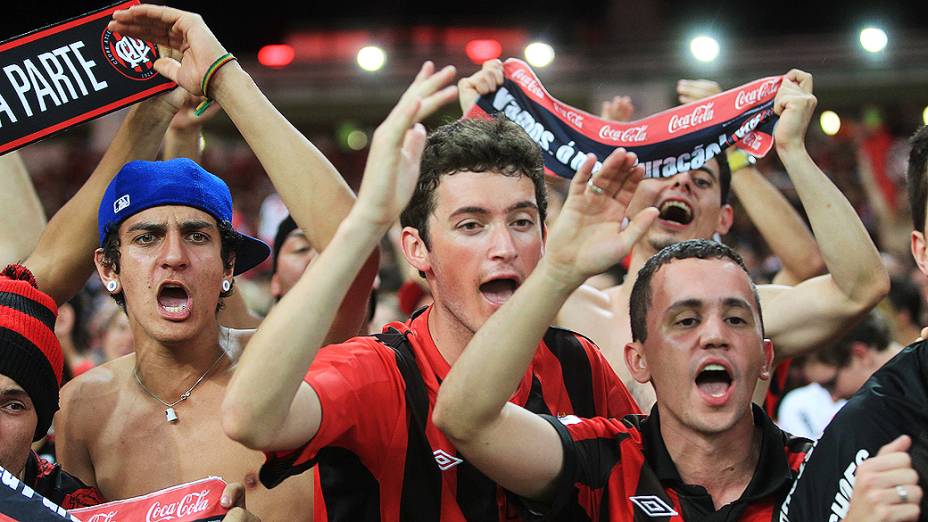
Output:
(21, 5), (453, 519)
(461, 63), (888, 409)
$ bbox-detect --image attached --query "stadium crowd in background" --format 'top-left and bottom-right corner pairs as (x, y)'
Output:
(1, 3), (927, 521)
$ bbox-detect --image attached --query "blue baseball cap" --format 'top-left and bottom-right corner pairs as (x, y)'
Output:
(98, 158), (270, 275)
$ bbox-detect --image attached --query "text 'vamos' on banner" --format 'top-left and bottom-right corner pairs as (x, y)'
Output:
(466, 58), (781, 180)
(0, 0), (175, 154)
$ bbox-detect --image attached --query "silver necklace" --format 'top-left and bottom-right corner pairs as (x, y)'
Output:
(133, 351), (226, 423)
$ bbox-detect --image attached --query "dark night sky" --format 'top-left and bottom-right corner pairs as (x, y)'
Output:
(4, 1), (927, 54)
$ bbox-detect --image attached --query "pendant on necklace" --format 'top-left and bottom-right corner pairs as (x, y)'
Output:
(165, 407), (179, 423)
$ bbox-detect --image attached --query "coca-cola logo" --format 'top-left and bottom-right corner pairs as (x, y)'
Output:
(512, 69), (544, 98)
(86, 512), (118, 522)
(668, 102), (715, 134)
(101, 30), (159, 81)
(598, 124), (648, 143)
(145, 490), (211, 522)
(553, 103), (584, 128)
(735, 79), (779, 110)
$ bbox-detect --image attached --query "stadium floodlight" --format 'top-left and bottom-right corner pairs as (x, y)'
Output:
(357, 46), (386, 72)
(820, 111), (841, 136)
(524, 42), (555, 68)
(690, 35), (720, 62)
(859, 27), (888, 53)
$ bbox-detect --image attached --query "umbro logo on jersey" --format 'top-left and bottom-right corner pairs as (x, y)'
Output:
(630, 495), (678, 517)
(433, 450), (463, 471)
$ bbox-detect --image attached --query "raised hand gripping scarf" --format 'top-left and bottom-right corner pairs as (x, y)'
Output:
(466, 58), (782, 179)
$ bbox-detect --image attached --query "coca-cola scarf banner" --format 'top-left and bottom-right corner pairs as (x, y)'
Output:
(0, 0), (175, 154)
(466, 58), (782, 180)
(0, 466), (78, 521)
(69, 477), (228, 522)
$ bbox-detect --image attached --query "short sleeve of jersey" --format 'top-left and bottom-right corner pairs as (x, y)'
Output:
(574, 334), (641, 418)
(540, 328), (641, 419)
(780, 342), (928, 521)
(260, 339), (404, 489)
(515, 414), (632, 521)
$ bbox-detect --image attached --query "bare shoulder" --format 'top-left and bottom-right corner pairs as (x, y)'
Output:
(559, 283), (613, 325)
(568, 283), (613, 309)
(60, 355), (133, 413)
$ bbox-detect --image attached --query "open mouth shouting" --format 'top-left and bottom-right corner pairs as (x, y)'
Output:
(479, 276), (520, 307)
(694, 360), (734, 406)
(157, 281), (192, 321)
(658, 199), (694, 226)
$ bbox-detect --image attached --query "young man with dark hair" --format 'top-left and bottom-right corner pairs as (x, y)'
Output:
(19, 5), (399, 518)
(223, 116), (640, 519)
(780, 125), (928, 522)
(431, 144), (915, 520)
(460, 63), (887, 410)
(558, 70), (888, 410)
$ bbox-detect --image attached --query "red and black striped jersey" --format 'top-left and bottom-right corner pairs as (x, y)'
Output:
(526, 405), (811, 521)
(764, 358), (791, 419)
(259, 305), (640, 521)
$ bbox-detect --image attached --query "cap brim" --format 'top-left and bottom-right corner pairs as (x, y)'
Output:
(233, 234), (271, 275)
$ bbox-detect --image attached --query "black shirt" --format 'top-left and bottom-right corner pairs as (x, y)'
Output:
(780, 341), (928, 521)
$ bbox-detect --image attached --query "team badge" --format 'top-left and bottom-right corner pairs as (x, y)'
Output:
(101, 30), (159, 80)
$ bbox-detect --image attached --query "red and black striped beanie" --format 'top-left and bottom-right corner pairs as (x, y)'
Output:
(0, 264), (62, 441)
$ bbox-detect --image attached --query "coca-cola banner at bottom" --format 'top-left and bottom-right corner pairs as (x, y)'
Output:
(466, 58), (782, 180)
(0, 0), (175, 154)
(0, 466), (79, 521)
(69, 477), (228, 522)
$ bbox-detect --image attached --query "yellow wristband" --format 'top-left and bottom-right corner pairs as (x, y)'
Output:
(727, 149), (757, 172)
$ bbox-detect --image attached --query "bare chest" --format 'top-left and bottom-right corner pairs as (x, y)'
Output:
(83, 381), (312, 519)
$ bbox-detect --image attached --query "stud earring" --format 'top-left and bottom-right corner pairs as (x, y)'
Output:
(222, 280), (231, 292)
(106, 280), (118, 292)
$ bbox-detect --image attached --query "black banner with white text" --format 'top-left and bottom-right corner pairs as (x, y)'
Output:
(467, 59), (781, 180)
(0, 1), (175, 154)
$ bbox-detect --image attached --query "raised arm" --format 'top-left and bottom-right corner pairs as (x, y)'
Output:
(0, 152), (46, 266)
(680, 77), (825, 285)
(731, 163), (825, 285)
(759, 70), (889, 360)
(109, 5), (426, 342)
(222, 64), (457, 451)
(433, 150), (658, 500)
(24, 93), (183, 305)
(458, 59), (503, 115)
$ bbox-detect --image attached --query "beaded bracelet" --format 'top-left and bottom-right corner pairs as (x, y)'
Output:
(194, 52), (237, 117)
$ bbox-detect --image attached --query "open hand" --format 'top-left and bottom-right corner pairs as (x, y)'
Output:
(354, 62), (458, 228)
(542, 149), (659, 286)
(677, 79), (722, 104)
